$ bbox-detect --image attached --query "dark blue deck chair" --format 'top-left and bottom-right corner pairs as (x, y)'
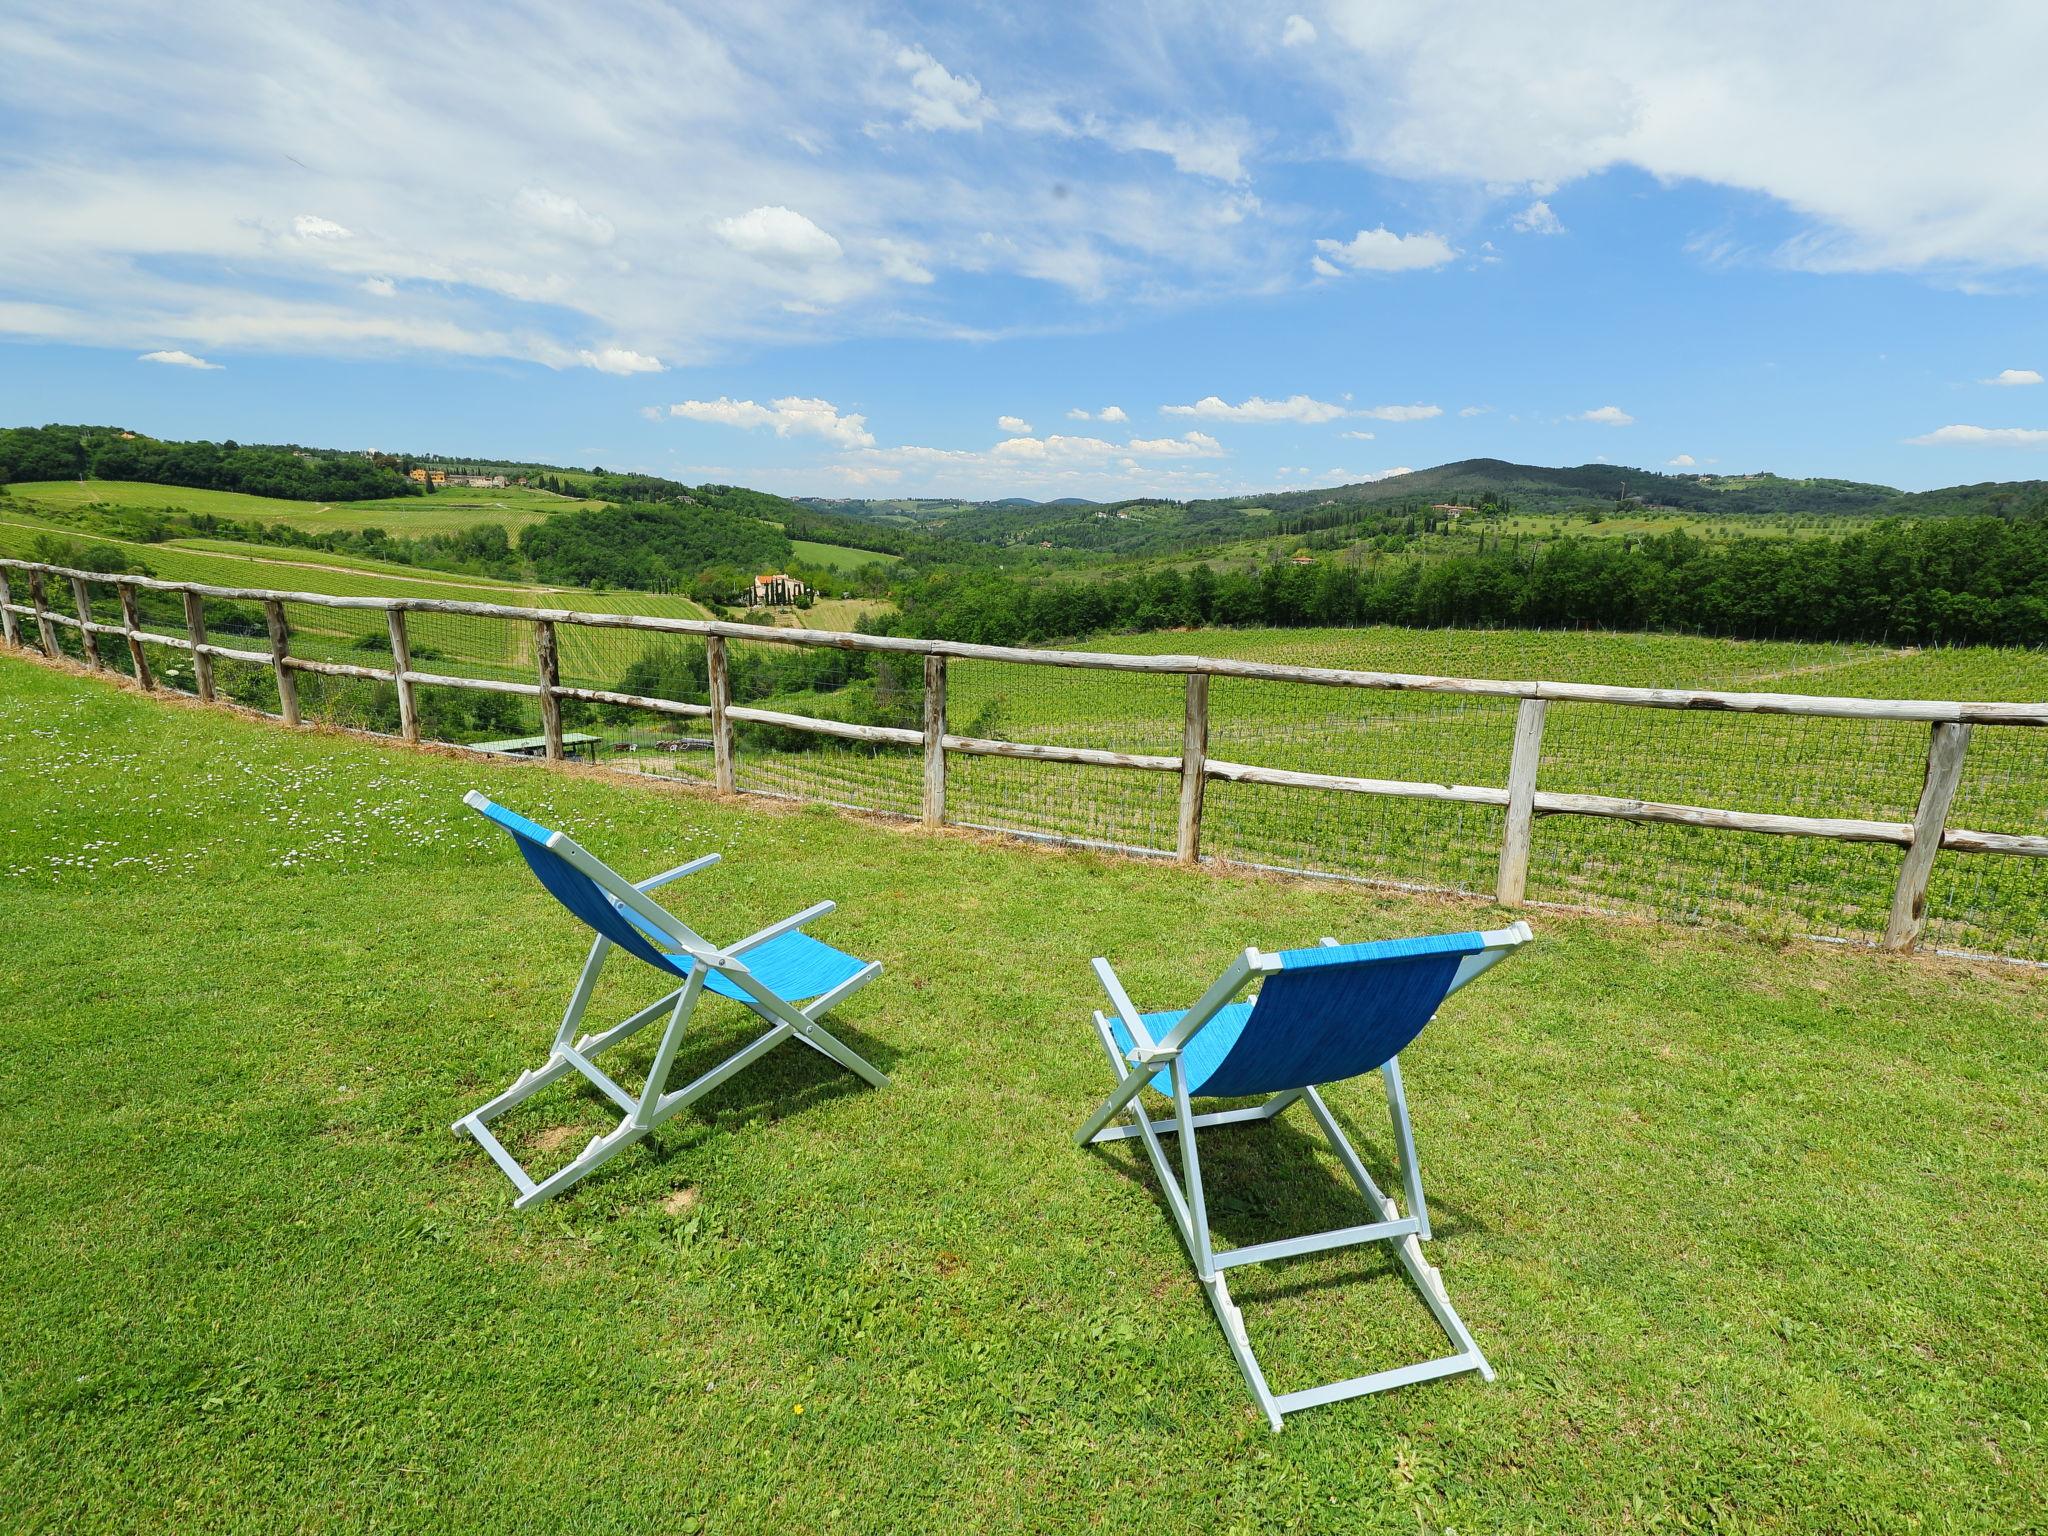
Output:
(453, 792), (886, 1208)
(1075, 920), (1533, 1430)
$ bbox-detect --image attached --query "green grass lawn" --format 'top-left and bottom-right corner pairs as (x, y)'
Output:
(2, 651), (2043, 1532)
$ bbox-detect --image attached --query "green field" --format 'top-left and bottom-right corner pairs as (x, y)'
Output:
(790, 537), (899, 572)
(5, 479), (605, 534)
(2, 653), (2042, 1531)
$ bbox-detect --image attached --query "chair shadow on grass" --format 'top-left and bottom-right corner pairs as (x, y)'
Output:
(1084, 1087), (1492, 1310)
(495, 998), (899, 1185)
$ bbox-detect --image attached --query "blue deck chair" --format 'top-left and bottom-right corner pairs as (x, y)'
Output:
(1074, 920), (1533, 1430)
(452, 791), (887, 1207)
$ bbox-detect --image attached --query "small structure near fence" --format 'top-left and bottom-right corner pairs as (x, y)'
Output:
(470, 732), (600, 763)
(2, 555), (2044, 960)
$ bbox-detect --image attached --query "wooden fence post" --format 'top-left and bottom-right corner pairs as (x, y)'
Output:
(1883, 721), (1971, 953)
(0, 568), (17, 648)
(535, 620), (564, 761)
(1177, 672), (1210, 863)
(27, 569), (58, 655)
(263, 598), (300, 726)
(922, 653), (947, 829)
(1496, 697), (1548, 905)
(386, 608), (418, 742)
(117, 583), (153, 689)
(182, 589), (214, 702)
(68, 576), (103, 669)
(706, 635), (736, 792)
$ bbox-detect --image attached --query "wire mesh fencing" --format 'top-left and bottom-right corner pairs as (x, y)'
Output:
(946, 659), (1184, 851)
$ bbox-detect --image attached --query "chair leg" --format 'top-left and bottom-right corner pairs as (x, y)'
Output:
(1381, 1056), (1431, 1240)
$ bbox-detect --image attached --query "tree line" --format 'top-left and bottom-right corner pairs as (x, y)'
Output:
(0, 424), (422, 501)
(882, 516), (2048, 649)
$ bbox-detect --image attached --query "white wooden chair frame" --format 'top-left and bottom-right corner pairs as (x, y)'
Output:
(453, 792), (886, 1208)
(1075, 921), (1532, 1430)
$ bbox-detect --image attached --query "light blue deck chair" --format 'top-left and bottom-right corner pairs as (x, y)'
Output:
(453, 791), (887, 1207)
(1075, 920), (1533, 1430)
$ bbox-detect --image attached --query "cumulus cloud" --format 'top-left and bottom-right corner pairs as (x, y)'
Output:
(895, 44), (994, 132)
(1511, 199), (1564, 235)
(667, 395), (875, 448)
(291, 214), (350, 240)
(1162, 393), (1348, 424)
(1573, 404), (1635, 426)
(1281, 15), (1317, 47)
(1108, 119), (1252, 184)
(1313, 227), (1456, 273)
(1340, 429), (1375, 440)
(1986, 368), (2043, 386)
(514, 188), (615, 246)
(1359, 403), (1441, 422)
(1906, 424), (2048, 447)
(1459, 404), (1492, 417)
(138, 348), (221, 369)
(873, 237), (935, 284)
(712, 206), (843, 264)
(1667, 453), (1697, 466)
(360, 277), (396, 298)
(997, 415), (1033, 433)
(1125, 431), (1225, 458)
(1065, 404), (1128, 422)
(1309, 255), (1343, 278)
(577, 346), (663, 375)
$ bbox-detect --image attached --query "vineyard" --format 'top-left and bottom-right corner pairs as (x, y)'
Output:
(6, 535), (2043, 964)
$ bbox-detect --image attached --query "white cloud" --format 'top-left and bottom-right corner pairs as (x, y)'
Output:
(1667, 453), (1696, 466)
(1511, 199), (1564, 235)
(1125, 431), (1225, 458)
(997, 415), (1033, 433)
(1281, 15), (1318, 47)
(1359, 403), (1441, 422)
(895, 45), (994, 132)
(1986, 368), (2043, 386)
(513, 188), (615, 246)
(360, 277), (396, 298)
(1906, 424), (2048, 447)
(577, 346), (663, 375)
(138, 348), (221, 370)
(1163, 393), (1349, 424)
(291, 214), (351, 240)
(873, 237), (935, 284)
(1108, 119), (1252, 184)
(1458, 404), (1492, 417)
(667, 395), (875, 448)
(1313, 227), (1456, 273)
(1065, 404), (1129, 422)
(1353, 466), (1413, 482)
(1307, 5), (2048, 275)
(1573, 404), (1635, 426)
(1309, 255), (1343, 278)
(1340, 429), (1375, 440)
(713, 205), (844, 266)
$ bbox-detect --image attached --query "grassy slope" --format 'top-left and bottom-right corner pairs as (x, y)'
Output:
(1, 654), (2042, 1532)
(7, 479), (606, 534)
(790, 536), (899, 571)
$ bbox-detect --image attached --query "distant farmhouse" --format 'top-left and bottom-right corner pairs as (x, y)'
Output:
(407, 468), (509, 488)
(746, 573), (808, 607)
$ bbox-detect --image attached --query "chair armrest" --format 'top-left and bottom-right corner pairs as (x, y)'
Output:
(636, 852), (721, 892)
(731, 900), (835, 954)
(1092, 957), (1157, 1053)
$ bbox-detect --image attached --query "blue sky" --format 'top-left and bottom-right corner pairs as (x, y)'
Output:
(3, 1), (2045, 498)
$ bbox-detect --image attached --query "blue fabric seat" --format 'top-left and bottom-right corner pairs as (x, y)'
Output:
(668, 928), (869, 1003)
(1106, 931), (1488, 1098)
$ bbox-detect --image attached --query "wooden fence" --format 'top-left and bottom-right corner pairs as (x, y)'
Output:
(4, 557), (2045, 955)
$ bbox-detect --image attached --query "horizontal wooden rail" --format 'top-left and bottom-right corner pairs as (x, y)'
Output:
(1529, 790), (1912, 845)
(1206, 758), (1510, 807)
